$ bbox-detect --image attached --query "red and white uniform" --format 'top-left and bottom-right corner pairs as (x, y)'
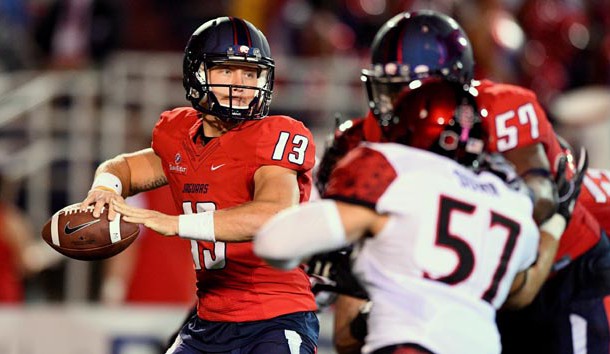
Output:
(475, 79), (601, 263)
(152, 107), (317, 322)
(325, 143), (539, 354)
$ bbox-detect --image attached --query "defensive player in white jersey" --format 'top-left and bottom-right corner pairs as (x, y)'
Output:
(254, 82), (587, 353)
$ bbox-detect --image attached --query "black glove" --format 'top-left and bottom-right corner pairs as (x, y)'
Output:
(554, 147), (588, 224)
(306, 247), (369, 300)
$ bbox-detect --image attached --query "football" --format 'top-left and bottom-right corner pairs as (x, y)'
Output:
(41, 203), (140, 261)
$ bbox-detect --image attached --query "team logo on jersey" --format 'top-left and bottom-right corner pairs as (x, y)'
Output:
(169, 152), (187, 174)
(182, 183), (209, 194)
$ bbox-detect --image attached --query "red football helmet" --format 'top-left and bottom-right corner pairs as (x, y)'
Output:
(390, 81), (485, 166)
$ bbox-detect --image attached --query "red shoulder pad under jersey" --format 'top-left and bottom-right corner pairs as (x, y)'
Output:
(324, 146), (397, 209)
(151, 107), (200, 156)
(333, 117), (367, 154)
(334, 112), (382, 148)
(252, 115), (316, 172)
(581, 168), (610, 235)
(475, 80), (556, 153)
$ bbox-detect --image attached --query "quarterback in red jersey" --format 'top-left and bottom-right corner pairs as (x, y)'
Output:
(80, 17), (318, 354)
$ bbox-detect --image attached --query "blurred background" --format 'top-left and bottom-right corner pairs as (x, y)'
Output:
(0, 0), (608, 353)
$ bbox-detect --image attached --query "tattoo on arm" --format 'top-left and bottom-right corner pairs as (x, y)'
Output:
(131, 176), (168, 194)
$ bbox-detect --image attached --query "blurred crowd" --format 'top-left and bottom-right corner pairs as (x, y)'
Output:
(1, 0), (609, 108)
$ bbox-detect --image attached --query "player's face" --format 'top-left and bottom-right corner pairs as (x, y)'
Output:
(208, 64), (258, 109)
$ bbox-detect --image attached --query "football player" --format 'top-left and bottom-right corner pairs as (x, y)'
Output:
(254, 70), (586, 353)
(313, 10), (608, 354)
(80, 17), (319, 354)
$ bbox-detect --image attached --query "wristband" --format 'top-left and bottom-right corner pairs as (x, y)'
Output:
(91, 172), (123, 196)
(539, 213), (567, 241)
(178, 212), (215, 242)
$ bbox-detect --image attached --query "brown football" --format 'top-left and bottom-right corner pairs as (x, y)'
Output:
(41, 203), (140, 261)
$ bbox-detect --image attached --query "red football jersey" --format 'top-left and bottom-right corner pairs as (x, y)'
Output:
(476, 79), (601, 263)
(152, 107), (317, 322)
(580, 169), (610, 235)
(333, 112), (383, 150)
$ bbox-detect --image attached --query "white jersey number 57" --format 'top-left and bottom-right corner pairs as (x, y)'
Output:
(495, 103), (540, 152)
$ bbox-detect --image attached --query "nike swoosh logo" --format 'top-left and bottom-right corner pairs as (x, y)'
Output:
(211, 164), (226, 171)
(64, 219), (101, 235)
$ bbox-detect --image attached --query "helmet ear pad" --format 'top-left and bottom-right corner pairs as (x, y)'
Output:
(391, 81), (485, 166)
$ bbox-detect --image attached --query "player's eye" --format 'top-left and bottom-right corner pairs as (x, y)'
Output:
(244, 71), (257, 79)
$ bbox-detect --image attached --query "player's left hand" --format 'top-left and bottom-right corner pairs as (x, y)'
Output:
(111, 199), (178, 236)
(307, 247), (369, 299)
(555, 147), (588, 223)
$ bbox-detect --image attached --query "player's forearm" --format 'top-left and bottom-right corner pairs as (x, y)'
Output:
(94, 149), (167, 197)
(213, 199), (289, 241)
(94, 156), (132, 197)
(502, 144), (557, 224)
(334, 295), (367, 354)
(177, 198), (298, 243)
(503, 231), (559, 309)
(254, 200), (350, 269)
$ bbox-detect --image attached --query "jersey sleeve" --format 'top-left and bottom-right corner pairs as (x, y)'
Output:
(151, 107), (199, 159)
(151, 111), (172, 157)
(324, 146), (397, 209)
(478, 82), (556, 153)
(255, 116), (316, 173)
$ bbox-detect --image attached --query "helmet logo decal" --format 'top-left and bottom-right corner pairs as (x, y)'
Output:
(385, 63), (398, 75)
(440, 131), (459, 151)
(414, 65), (429, 75)
(239, 45), (250, 54)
